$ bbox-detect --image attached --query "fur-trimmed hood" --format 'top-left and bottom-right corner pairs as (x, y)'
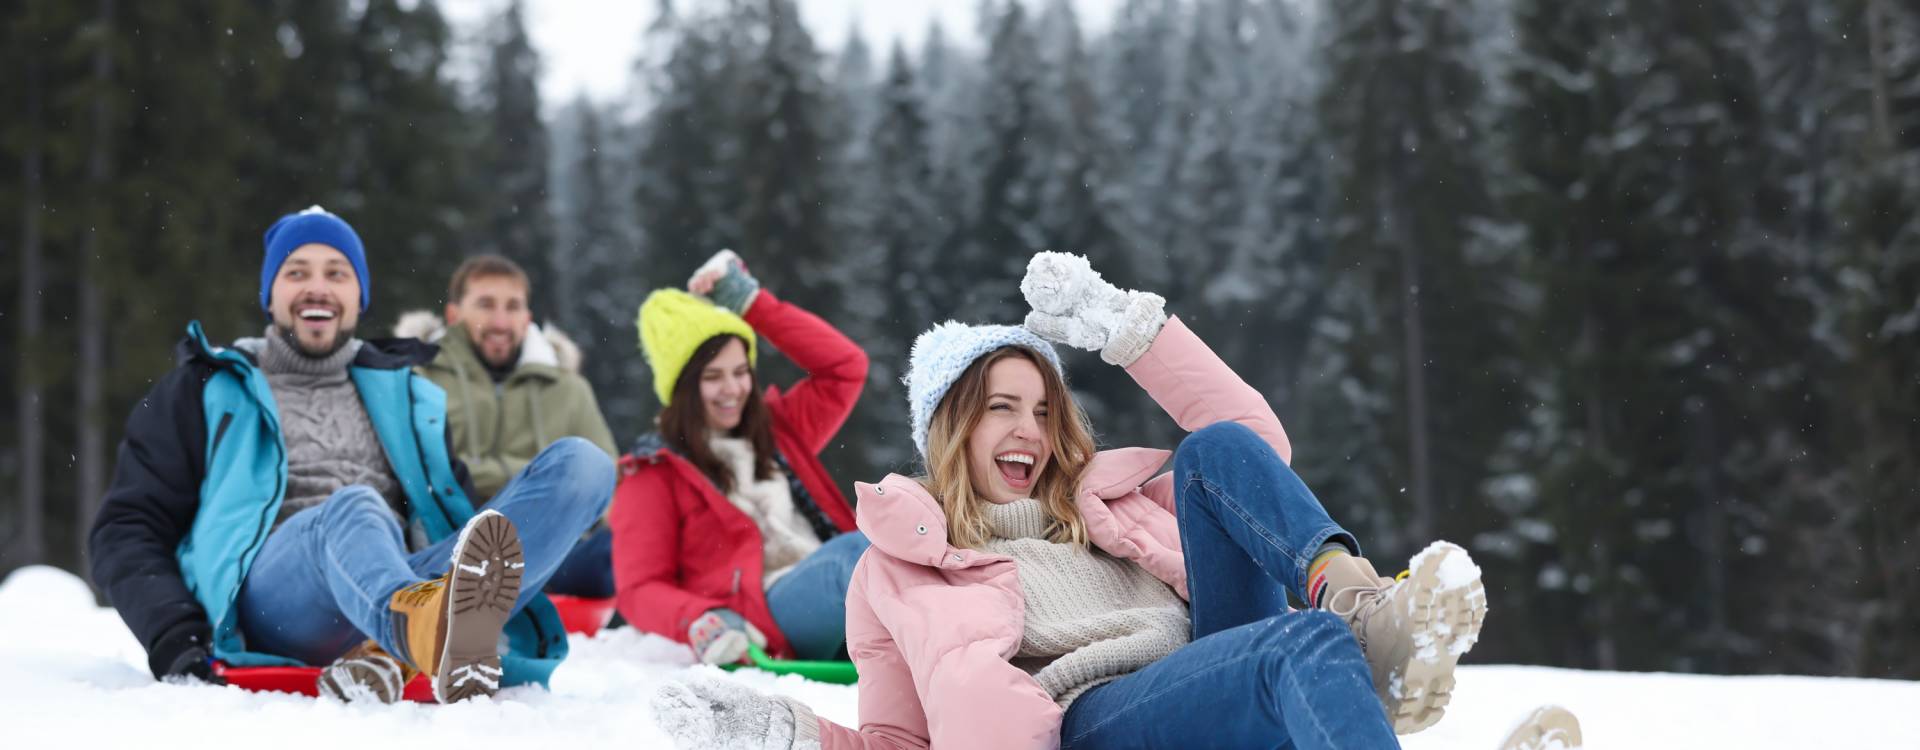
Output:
(394, 310), (583, 374)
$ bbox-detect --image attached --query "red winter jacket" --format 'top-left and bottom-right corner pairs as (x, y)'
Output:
(610, 289), (865, 658)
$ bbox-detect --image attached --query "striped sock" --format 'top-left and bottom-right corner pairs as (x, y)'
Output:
(1307, 544), (1350, 608)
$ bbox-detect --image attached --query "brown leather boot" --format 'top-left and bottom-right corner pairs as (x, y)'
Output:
(1320, 541), (1487, 735)
(317, 640), (415, 704)
(389, 509), (525, 703)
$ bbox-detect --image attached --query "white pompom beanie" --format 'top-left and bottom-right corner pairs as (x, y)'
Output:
(904, 321), (1066, 459)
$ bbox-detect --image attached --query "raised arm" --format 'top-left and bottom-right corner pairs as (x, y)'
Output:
(1123, 316), (1290, 462)
(689, 250), (869, 455)
(1021, 252), (1290, 461)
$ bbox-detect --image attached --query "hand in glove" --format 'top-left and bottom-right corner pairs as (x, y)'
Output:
(1019, 251), (1167, 367)
(689, 249), (762, 315)
(652, 676), (822, 750)
(151, 628), (226, 686)
(688, 608), (768, 666)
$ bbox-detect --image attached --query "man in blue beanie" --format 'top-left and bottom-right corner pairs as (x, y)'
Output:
(259, 205), (373, 357)
(87, 206), (615, 704)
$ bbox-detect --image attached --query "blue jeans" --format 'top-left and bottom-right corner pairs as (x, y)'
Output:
(236, 437), (615, 665)
(1060, 422), (1394, 750)
(546, 527), (615, 599)
(765, 531), (870, 660)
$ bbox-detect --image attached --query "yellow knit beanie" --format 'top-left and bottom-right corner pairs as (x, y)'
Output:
(637, 289), (758, 405)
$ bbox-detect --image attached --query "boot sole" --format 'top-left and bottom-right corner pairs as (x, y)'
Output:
(434, 510), (524, 703)
(1386, 541), (1487, 734)
(317, 655), (405, 704)
(1498, 705), (1583, 750)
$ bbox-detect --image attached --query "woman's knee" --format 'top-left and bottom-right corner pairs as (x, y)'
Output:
(1177, 422), (1273, 467)
(1174, 423), (1299, 499)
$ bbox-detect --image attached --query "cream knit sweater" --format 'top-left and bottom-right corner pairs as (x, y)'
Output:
(983, 498), (1192, 707)
(710, 436), (822, 587)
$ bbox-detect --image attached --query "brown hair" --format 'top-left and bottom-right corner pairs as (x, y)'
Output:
(447, 254), (530, 305)
(658, 334), (777, 494)
(922, 346), (1096, 549)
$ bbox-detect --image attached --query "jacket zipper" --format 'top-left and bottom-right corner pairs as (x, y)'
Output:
(208, 412), (234, 461)
(228, 371), (287, 627)
(409, 374), (457, 534)
(490, 381), (510, 479)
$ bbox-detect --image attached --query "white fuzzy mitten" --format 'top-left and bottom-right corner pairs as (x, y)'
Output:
(1020, 252), (1167, 367)
(652, 677), (822, 750)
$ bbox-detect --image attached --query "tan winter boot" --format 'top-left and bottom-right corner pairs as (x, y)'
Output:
(317, 640), (415, 704)
(1321, 541), (1488, 734)
(389, 509), (525, 703)
(1497, 705), (1583, 750)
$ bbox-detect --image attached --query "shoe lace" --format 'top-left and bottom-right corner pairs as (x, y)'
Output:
(1325, 581), (1387, 621)
(1325, 573), (1408, 647)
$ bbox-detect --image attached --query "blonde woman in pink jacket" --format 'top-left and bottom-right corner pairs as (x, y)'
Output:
(652, 253), (1582, 750)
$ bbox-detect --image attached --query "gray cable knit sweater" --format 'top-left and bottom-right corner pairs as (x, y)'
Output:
(247, 329), (404, 530)
(983, 498), (1192, 707)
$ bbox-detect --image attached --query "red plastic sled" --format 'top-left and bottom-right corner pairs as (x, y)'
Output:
(216, 595), (617, 702)
(547, 593), (618, 637)
(213, 661), (439, 702)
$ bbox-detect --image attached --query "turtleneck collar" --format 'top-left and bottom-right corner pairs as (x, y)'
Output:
(985, 497), (1053, 541)
(259, 325), (363, 378)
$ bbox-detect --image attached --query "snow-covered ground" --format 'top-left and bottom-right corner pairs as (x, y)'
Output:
(4, 565), (1914, 749)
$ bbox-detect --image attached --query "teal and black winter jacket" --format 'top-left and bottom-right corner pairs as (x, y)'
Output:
(87, 321), (569, 684)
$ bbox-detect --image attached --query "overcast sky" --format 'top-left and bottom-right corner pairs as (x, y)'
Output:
(439, 0), (1121, 108)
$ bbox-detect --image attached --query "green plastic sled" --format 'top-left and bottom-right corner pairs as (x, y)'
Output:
(722, 643), (859, 685)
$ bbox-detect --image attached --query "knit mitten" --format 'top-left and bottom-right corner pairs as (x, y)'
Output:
(652, 677), (822, 750)
(690, 249), (761, 315)
(1019, 251), (1167, 367)
(688, 608), (767, 666)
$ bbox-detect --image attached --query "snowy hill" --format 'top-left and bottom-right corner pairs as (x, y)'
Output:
(3, 566), (1914, 749)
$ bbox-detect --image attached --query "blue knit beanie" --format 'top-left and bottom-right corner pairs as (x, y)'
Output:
(260, 206), (370, 314)
(905, 321), (1066, 459)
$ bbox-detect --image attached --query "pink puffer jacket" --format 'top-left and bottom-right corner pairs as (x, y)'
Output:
(811, 317), (1293, 749)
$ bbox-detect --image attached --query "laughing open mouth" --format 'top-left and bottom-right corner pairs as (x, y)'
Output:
(995, 451), (1036, 485)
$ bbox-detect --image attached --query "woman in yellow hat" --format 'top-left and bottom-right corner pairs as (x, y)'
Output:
(609, 250), (871, 664)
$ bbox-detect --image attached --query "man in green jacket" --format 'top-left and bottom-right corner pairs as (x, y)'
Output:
(402, 254), (619, 597)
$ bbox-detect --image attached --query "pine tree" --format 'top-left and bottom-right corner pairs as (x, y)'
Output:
(344, 0), (477, 319)
(634, 7), (744, 300)
(477, 0), (557, 312)
(1822, 0), (1920, 677)
(562, 99), (645, 445)
(1092, 0), (1184, 283)
(945, 0), (1047, 319)
(869, 44), (950, 336)
(732, 0), (843, 307)
(854, 43), (947, 473)
(1315, 0), (1514, 559)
